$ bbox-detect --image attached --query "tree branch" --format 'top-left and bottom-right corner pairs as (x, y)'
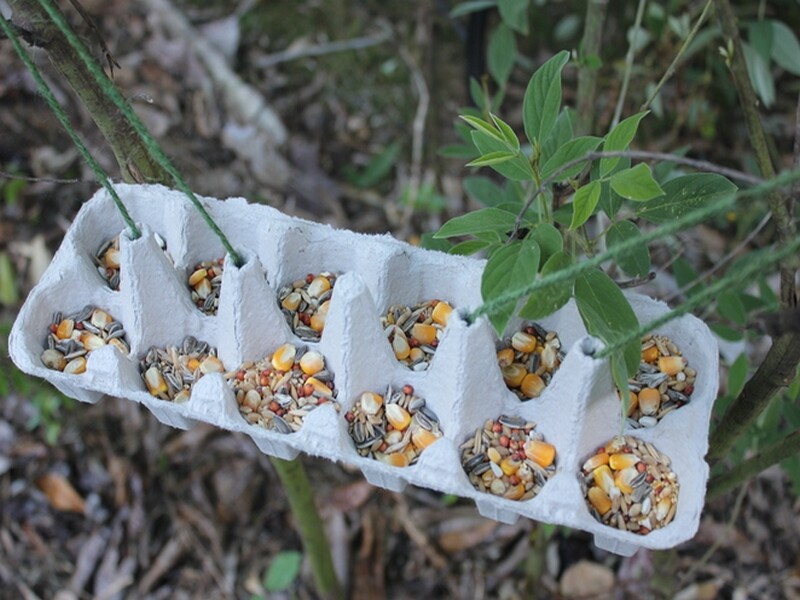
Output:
(575, 0), (608, 135)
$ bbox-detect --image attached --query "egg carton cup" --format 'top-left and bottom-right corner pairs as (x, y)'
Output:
(9, 184), (719, 556)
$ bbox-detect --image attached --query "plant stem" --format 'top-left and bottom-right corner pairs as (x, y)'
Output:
(575, 0), (608, 135)
(707, 0), (800, 462)
(707, 430), (800, 500)
(8, 0), (169, 183)
(611, 0), (647, 128)
(270, 457), (343, 600)
(641, 0), (713, 112)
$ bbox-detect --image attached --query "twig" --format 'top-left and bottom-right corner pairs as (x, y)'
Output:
(707, 429), (800, 499)
(254, 26), (391, 68)
(66, 0), (120, 76)
(393, 494), (448, 570)
(611, 0), (647, 128)
(575, 0), (608, 135)
(0, 170), (82, 183)
(616, 271), (656, 288)
(642, 0), (713, 112)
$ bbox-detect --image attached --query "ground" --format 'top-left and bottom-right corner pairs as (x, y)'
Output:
(1, 1), (800, 598)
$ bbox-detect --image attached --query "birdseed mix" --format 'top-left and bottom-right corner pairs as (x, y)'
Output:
(188, 258), (224, 316)
(496, 322), (564, 400)
(278, 272), (338, 342)
(381, 299), (453, 371)
(139, 336), (222, 403)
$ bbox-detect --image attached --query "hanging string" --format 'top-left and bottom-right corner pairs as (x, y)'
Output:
(0, 16), (141, 239)
(465, 165), (800, 325)
(36, 0), (244, 266)
(596, 234), (800, 359)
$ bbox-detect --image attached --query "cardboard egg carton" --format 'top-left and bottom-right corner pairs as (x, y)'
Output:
(9, 184), (719, 556)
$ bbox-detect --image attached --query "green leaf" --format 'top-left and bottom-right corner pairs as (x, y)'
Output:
(488, 24), (517, 87)
(0, 252), (19, 306)
(594, 156), (629, 218)
(574, 269), (640, 375)
(498, 0), (529, 35)
(771, 20), (800, 75)
(420, 233), (452, 253)
(467, 151), (516, 167)
(471, 131), (535, 180)
(481, 240), (540, 334)
(434, 207), (517, 238)
(519, 251), (573, 320)
(636, 173), (737, 223)
(527, 222), (563, 264)
(345, 142), (401, 188)
(450, 239), (492, 255)
(748, 20), (773, 62)
(461, 115), (505, 143)
(540, 136), (603, 182)
(490, 114), (521, 151)
(609, 163), (665, 202)
(541, 108), (575, 160)
(439, 144), (478, 159)
(717, 291), (747, 325)
(606, 220), (650, 278)
(450, 0), (496, 18)
(743, 42), (775, 109)
(264, 551), (303, 592)
(600, 111), (649, 177)
(464, 176), (505, 207)
(611, 351), (632, 420)
(522, 51), (570, 146)
(728, 353), (748, 397)
(469, 77), (488, 111)
(710, 323), (743, 342)
(569, 180), (601, 230)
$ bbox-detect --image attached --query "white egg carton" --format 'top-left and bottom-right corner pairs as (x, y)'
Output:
(9, 184), (718, 556)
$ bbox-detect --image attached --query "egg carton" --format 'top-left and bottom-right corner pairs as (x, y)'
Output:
(9, 184), (719, 556)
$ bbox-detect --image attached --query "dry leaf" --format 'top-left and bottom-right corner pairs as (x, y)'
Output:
(437, 517), (498, 553)
(36, 473), (86, 513)
(560, 560), (615, 599)
(329, 481), (374, 512)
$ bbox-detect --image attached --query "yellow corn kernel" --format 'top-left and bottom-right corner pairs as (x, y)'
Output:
(56, 319), (74, 340)
(504, 483), (525, 501)
(307, 275), (331, 298)
(588, 486), (612, 515)
(63, 356), (87, 375)
(409, 347), (425, 362)
(194, 277), (212, 299)
(299, 350), (325, 375)
(41, 349), (66, 371)
(199, 355), (225, 374)
(382, 452), (409, 468)
(411, 428), (439, 450)
(80, 332), (106, 350)
(525, 440), (556, 468)
(511, 331), (537, 354)
(431, 301), (453, 326)
(107, 338), (129, 354)
(614, 467), (638, 495)
(90, 309), (112, 329)
(496, 348), (515, 367)
(500, 456), (521, 476)
(360, 391), (383, 415)
(520, 373), (546, 398)
(609, 453), (640, 471)
(411, 323), (437, 345)
(306, 377), (333, 397)
(186, 358), (201, 371)
(281, 291), (302, 311)
(642, 345), (659, 363)
(626, 391), (639, 417)
(582, 452), (609, 473)
(173, 390), (191, 403)
(487, 447), (502, 463)
(501, 363), (527, 388)
(144, 366), (167, 395)
(310, 313), (327, 332)
(104, 247), (121, 269)
(317, 300), (331, 316)
(188, 268), (208, 287)
(656, 497), (672, 521)
(271, 343), (297, 371)
(386, 403), (412, 431)
(392, 329), (411, 360)
(658, 355), (685, 376)
(638, 387), (661, 416)
(592, 465), (616, 495)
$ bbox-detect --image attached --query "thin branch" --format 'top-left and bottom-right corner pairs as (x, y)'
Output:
(611, 0), (647, 128)
(0, 170), (82, 183)
(707, 430), (800, 500)
(616, 271), (656, 289)
(642, 0), (713, 112)
(575, 0), (608, 135)
(66, 0), (120, 76)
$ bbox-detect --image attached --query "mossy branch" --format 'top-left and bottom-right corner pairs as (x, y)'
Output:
(9, 0), (170, 183)
(707, 0), (800, 462)
(707, 430), (800, 500)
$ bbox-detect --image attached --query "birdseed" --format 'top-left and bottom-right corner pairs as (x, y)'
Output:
(625, 334), (696, 428)
(188, 258), (224, 316)
(227, 343), (339, 434)
(346, 383), (443, 467)
(94, 233), (170, 291)
(581, 435), (679, 534)
(380, 299), (453, 371)
(278, 272), (338, 342)
(496, 322), (564, 400)
(460, 416), (556, 501)
(138, 336), (221, 402)
(41, 305), (129, 374)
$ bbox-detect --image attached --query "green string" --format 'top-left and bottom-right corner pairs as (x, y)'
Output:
(0, 16), (141, 239)
(465, 165), (800, 324)
(596, 234), (800, 359)
(36, 0), (244, 267)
